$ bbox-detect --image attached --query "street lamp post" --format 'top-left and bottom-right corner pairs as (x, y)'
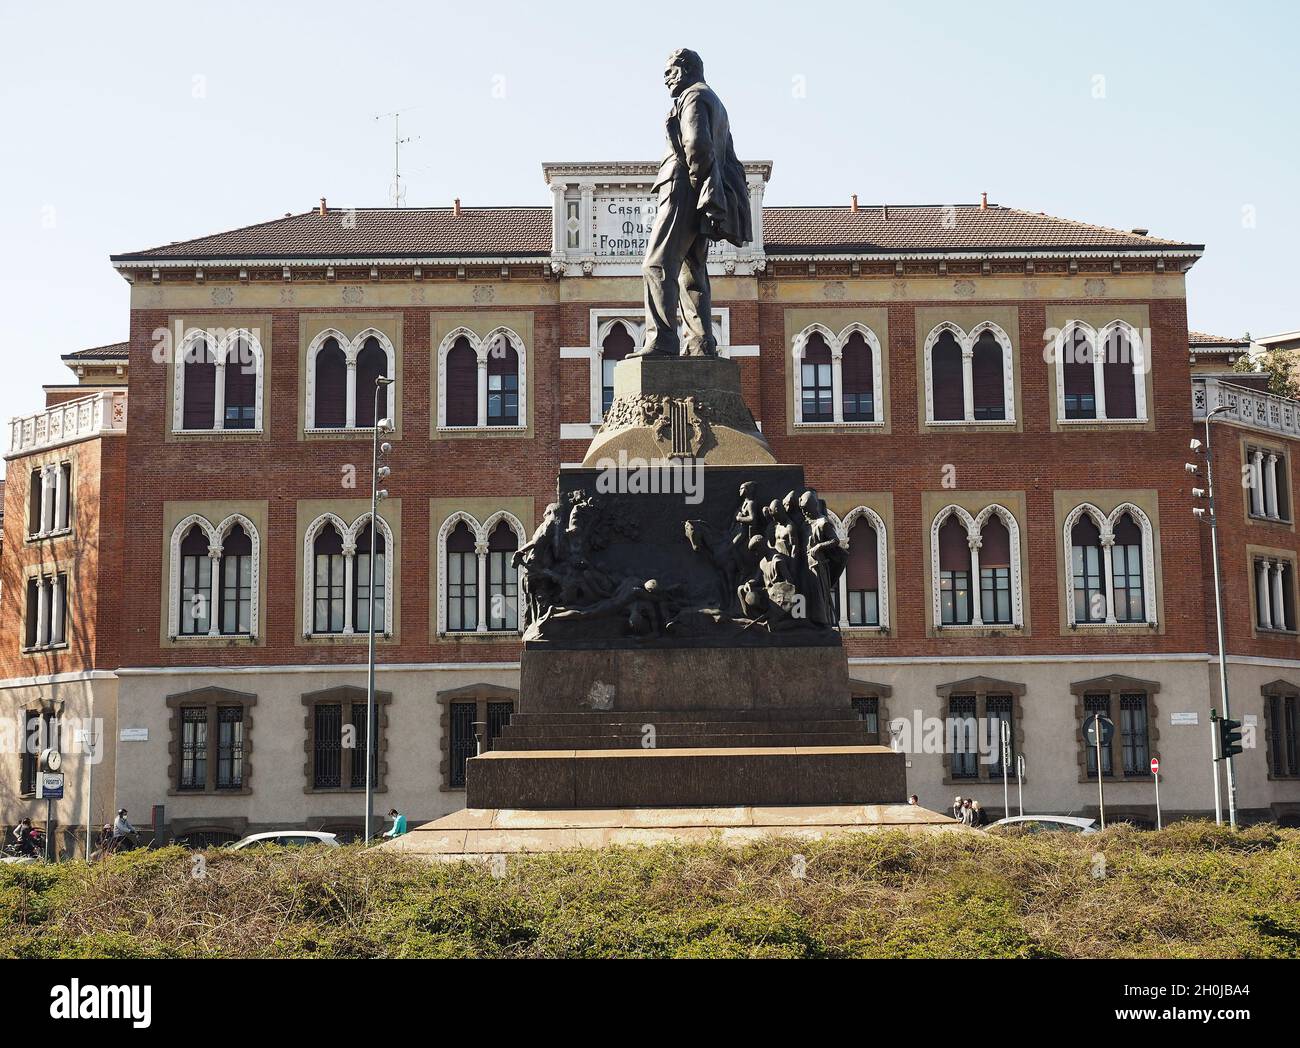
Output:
(1190, 406), (1237, 828)
(364, 376), (395, 843)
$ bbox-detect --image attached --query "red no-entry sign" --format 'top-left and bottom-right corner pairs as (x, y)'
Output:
(1150, 756), (1160, 775)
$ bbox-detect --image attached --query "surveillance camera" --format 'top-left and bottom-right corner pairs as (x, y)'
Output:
(1191, 487), (1206, 498)
(380, 442), (393, 455)
(1189, 439), (1203, 452)
(376, 489), (389, 500)
(1184, 463), (1199, 475)
(1192, 507), (1206, 519)
(377, 466), (391, 480)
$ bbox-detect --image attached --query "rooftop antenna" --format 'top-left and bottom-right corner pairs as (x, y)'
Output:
(374, 109), (420, 207)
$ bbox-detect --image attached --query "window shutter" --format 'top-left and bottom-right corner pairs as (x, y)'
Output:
(979, 515), (1011, 568)
(846, 519), (878, 590)
(930, 331), (964, 420)
(971, 332), (1005, 418)
(314, 340), (347, 427)
(182, 350), (217, 429)
(841, 332), (873, 398)
(355, 338), (388, 427)
(938, 516), (971, 572)
(446, 338), (478, 426)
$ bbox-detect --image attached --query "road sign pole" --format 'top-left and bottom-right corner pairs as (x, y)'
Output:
(1000, 719), (1011, 819)
(1152, 757), (1162, 830)
(1016, 755), (1025, 817)
(1095, 725), (1106, 830)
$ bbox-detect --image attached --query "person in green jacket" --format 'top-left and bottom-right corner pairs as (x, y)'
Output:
(382, 809), (407, 838)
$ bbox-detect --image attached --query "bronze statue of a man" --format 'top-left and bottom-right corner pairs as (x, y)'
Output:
(637, 48), (751, 358)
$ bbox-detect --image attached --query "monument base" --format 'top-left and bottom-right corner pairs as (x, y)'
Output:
(466, 745), (905, 809)
(380, 803), (963, 861)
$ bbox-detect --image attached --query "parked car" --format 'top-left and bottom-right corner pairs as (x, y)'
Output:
(988, 815), (1099, 835)
(227, 830), (340, 851)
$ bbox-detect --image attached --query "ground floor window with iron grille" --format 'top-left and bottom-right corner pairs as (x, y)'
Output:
(166, 689), (256, 794)
(1077, 682), (1156, 780)
(446, 694), (516, 789)
(851, 696), (879, 744)
(1266, 689), (1300, 778)
(311, 700), (380, 790)
(948, 695), (979, 780)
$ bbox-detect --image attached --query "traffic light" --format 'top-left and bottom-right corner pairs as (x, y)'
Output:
(1217, 715), (1244, 760)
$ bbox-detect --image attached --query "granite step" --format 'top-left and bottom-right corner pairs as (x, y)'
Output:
(504, 707), (866, 725)
(500, 717), (867, 737)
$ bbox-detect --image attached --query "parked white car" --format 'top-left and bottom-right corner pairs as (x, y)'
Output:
(989, 815), (1099, 834)
(228, 830), (340, 850)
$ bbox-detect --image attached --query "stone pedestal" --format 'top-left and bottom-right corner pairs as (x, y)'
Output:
(583, 355), (774, 466)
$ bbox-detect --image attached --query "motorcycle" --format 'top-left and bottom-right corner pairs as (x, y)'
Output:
(3, 828), (45, 860)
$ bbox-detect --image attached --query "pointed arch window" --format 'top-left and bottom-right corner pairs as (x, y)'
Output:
(1065, 502), (1157, 627)
(313, 524), (347, 634)
(354, 337), (389, 428)
(314, 337), (348, 428)
(845, 517), (880, 626)
(1110, 513), (1145, 623)
(978, 514), (1013, 624)
(938, 516), (973, 625)
(182, 337), (218, 430)
(487, 521), (520, 631)
(446, 521), (478, 632)
(223, 336), (258, 430)
(840, 330), (875, 422)
(601, 322), (636, 416)
(800, 333), (834, 422)
(220, 524), (253, 635)
(487, 341), (520, 426)
(353, 521), (386, 634)
(931, 330), (965, 422)
(445, 336), (478, 427)
(971, 330), (1006, 421)
(179, 524), (213, 635)
(1056, 322), (1147, 423)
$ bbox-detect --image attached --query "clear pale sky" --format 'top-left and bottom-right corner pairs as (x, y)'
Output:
(1, 0), (1296, 455)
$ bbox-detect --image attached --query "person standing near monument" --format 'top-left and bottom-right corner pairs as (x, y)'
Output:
(637, 48), (751, 358)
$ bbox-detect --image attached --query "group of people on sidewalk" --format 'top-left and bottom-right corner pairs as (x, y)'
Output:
(950, 796), (989, 827)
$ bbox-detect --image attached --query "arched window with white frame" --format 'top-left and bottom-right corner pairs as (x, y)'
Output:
(837, 507), (889, 630)
(1064, 502), (1157, 627)
(437, 510), (526, 635)
(302, 511), (395, 637)
(436, 327), (527, 431)
(792, 323), (885, 426)
(931, 504), (1023, 629)
(174, 328), (265, 434)
(923, 322), (1015, 425)
(169, 513), (261, 639)
(600, 321), (637, 417)
(306, 328), (396, 430)
(1055, 321), (1147, 423)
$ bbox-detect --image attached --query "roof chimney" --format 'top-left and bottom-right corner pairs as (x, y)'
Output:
(850, 193), (859, 214)
(980, 191), (988, 211)
(318, 197), (327, 216)
(453, 197), (462, 217)
(881, 204), (889, 221)
(1131, 227), (1149, 236)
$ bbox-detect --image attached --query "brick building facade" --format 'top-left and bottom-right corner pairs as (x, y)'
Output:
(4, 160), (1299, 847)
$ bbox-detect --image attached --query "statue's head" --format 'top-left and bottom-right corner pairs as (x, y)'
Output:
(738, 481), (755, 498)
(664, 48), (704, 95)
(799, 489), (822, 519)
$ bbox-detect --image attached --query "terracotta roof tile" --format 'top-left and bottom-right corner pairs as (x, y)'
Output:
(112, 208), (553, 261)
(111, 202), (1200, 262)
(762, 204), (1196, 253)
(1188, 331), (1250, 347)
(62, 341), (129, 361)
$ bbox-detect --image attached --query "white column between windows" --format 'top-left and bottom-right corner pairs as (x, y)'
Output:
(838, 572), (849, 629)
(476, 358), (488, 428)
(345, 361), (358, 428)
(830, 340), (844, 424)
(1266, 454), (1280, 519)
(1258, 558), (1273, 629)
(35, 577), (49, 647)
(40, 465), (56, 535)
(342, 542), (356, 635)
(207, 546), (222, 637)
(961, 344), (975, 422)
(212, 359), (226, 431)
(968, 533), (983, 628)
(49, 577), (64, 646)
(475, 541), (488, 632)
(1250, 449), (1266, 516)
(54, 466), (68, 532)
(1100, 531), (1118, 625)
(1272, 560), (1287, 630)
(1092, 342), (1108, 420)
